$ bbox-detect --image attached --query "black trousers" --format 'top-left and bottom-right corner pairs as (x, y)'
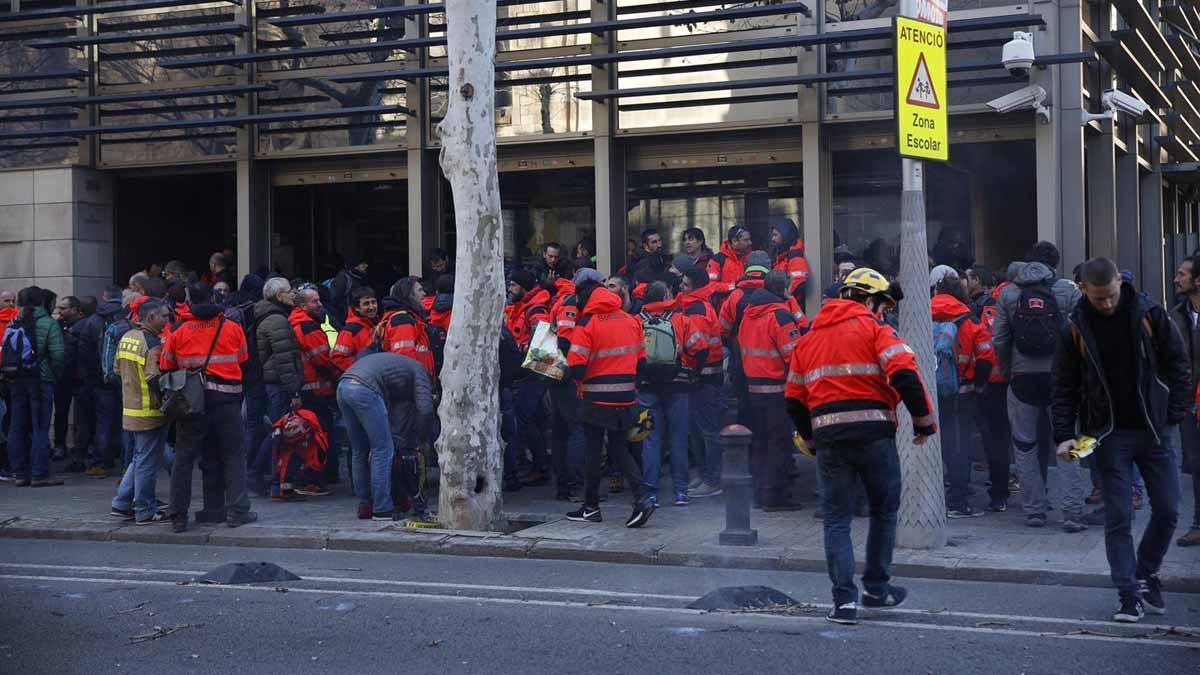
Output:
(977, 383), (1012, 503)
(583, 423), (644, 509)
(170, 399), (250, 519)
(747, 394), (794, 505)
(53, 377), (75, 451)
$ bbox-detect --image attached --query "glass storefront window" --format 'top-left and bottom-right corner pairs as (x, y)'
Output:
(627, 163), (803, 259)
(256, 79), (407, 153)
(832, 141), (1036, 279)
(256, 0), (408, 72)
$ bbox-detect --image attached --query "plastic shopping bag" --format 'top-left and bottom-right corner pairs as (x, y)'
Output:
(521, 321), (567, 381)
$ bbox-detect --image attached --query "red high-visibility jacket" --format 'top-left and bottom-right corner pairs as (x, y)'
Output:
(567, 287), (645, 407)
(332, 310), (376, 374)
(376, 307), (435, 377)
(931, 294), (995, 393)
(676, 283), (723, 385)
(505, 287), (550, 351)
(980, 283), (1007, 384)
(773, 240), (811, 298)
(289, 307), (339, 397)
(428, 295), (453, 333)
(548, 280), (579, 344)
(706, 242), (748, 303)
(785, 299), (936, 446)
(736, 289), (804, 395)
(719, 275), (809, 340)
(159, 304), (248, 401)
(635, 299), (706, 389)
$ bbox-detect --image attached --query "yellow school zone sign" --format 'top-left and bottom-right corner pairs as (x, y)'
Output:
(894, 16), (948, 161)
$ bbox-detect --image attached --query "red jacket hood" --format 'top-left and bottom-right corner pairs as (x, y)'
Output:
(735, 275), (766, 291)
(173, 303), (195, 321)
(344, 309), (376, 329)
(129, 295), (149, 323)
(743, 289), (789, 321)
(553, 278), (575, 298)
(810, 299), (880, 331)
(992, 282), (1008, 300)
(719, 241), (748, 261)
(0, 307), (17, 323)
(640, 300), (675, 316)
(679, 281), (717, 307)
(289, 306), (320, 328)
(518, 286), (552, 309)
(583, 287), (623, 316)
(931, 294), (971, 321)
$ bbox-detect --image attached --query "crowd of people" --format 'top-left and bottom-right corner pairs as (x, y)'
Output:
(0, 225), (1194, 625)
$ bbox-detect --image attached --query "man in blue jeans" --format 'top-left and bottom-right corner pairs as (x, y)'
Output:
(786, 268), (936, 625)
(338, 352), (434, 522)
(1052, 257), (1188, 623)
(110, 300), (170, 524)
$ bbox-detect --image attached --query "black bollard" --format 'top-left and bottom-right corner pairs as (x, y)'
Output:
(719, 424), (758, 546)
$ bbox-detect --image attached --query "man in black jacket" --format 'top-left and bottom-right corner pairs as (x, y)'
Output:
(1170, 256), (1200, 547)
(1051, 257), (1187, 623)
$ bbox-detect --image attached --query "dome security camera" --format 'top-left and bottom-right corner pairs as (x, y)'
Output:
(1002, 32), (1035, 77)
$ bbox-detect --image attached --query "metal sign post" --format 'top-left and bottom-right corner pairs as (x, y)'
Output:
(895, 0), (948, 550)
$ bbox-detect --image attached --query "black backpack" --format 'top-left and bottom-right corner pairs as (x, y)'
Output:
(499, 326), (524, 386)
(1012, 283), (1061, 358)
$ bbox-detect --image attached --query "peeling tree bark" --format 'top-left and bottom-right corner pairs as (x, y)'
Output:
(434, 0), (505, 531)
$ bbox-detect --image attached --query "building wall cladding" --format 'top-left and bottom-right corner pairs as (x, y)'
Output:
(0, 168), (114, 298)
(0, 0), (1194, 301)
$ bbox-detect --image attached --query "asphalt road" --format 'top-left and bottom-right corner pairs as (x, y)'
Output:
(0, 539), (1197, 674)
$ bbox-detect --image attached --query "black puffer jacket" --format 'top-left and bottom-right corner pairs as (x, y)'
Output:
(253, 299), (303, 395)
(1051, 284), (1190, 444)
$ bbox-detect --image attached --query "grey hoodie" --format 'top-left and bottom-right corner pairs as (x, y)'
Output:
(992, 262), (1081, 378)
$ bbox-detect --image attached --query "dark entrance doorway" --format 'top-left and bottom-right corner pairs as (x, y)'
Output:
(271, 180), (408, 291)
(114, 172), (236, 284)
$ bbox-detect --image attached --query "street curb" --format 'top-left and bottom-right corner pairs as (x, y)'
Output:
(2, 517), (1196, 593)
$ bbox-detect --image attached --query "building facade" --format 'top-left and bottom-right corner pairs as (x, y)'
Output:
(1, 0), (1197, 308)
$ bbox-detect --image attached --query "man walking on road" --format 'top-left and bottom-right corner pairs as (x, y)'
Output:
(786, 268), (937, 626)
(1168, 256), (1200, 548)
(1051, 257), (1187, 623)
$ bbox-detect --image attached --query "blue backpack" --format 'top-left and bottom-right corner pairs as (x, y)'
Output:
(932, 317), (965, 398)
(101, 315), (134, 385)
(1, 323), (40, 380)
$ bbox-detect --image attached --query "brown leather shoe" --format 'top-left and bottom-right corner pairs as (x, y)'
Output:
(1177, 529), (1200, 547)
(31, 478), (64, 487)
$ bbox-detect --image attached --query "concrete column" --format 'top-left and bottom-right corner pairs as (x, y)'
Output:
(1032, 0), (1059, 246)
(0, 167), (113, 298)
(1115, 135), (1141, 276)
(592, 0), (623, 275)
(1055, 0), (1086, 271)
(1085, 125), (1117, 260)
(406, 0), (434, 277)
(1140, 166), (1166, 305)
(798, 2), (829, 312)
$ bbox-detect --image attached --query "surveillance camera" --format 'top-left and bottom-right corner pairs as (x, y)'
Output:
(1102, 89), (1150, 118)
(1002, 31), (1035, 77)
(987, 84), (1050, 123)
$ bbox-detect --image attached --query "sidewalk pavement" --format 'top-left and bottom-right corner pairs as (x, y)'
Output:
(2, 464), (1197, 593)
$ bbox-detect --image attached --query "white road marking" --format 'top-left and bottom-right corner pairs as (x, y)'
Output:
(1, 572), (1197, 650)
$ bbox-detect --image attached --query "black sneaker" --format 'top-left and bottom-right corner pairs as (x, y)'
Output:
(1138, 575), (1165, 615)
(988, 499), (1007, 512)
(566, 506), (601, 523)
(372, 511), (396, 521)
(1025, 513), (1047, 528)
(110, 506), (134, 521)
(226, 511), (258, 528)
(861, 586), (907, 609)
(135, 511), (169, 525)
(171, 514), (188, 533)
(1113, 597), (1145, 623)
(826, 602), (859, 625)
(947, 505), (984, 519)
(625, 502), (655, 528)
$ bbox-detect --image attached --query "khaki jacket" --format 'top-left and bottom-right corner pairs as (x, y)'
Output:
(118, 327), (167, 431)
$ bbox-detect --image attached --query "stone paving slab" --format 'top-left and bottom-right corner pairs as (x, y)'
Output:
(1, 467), (1197, 592)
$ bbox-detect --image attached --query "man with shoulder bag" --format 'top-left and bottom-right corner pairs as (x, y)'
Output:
(159, 284), (255, 533)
